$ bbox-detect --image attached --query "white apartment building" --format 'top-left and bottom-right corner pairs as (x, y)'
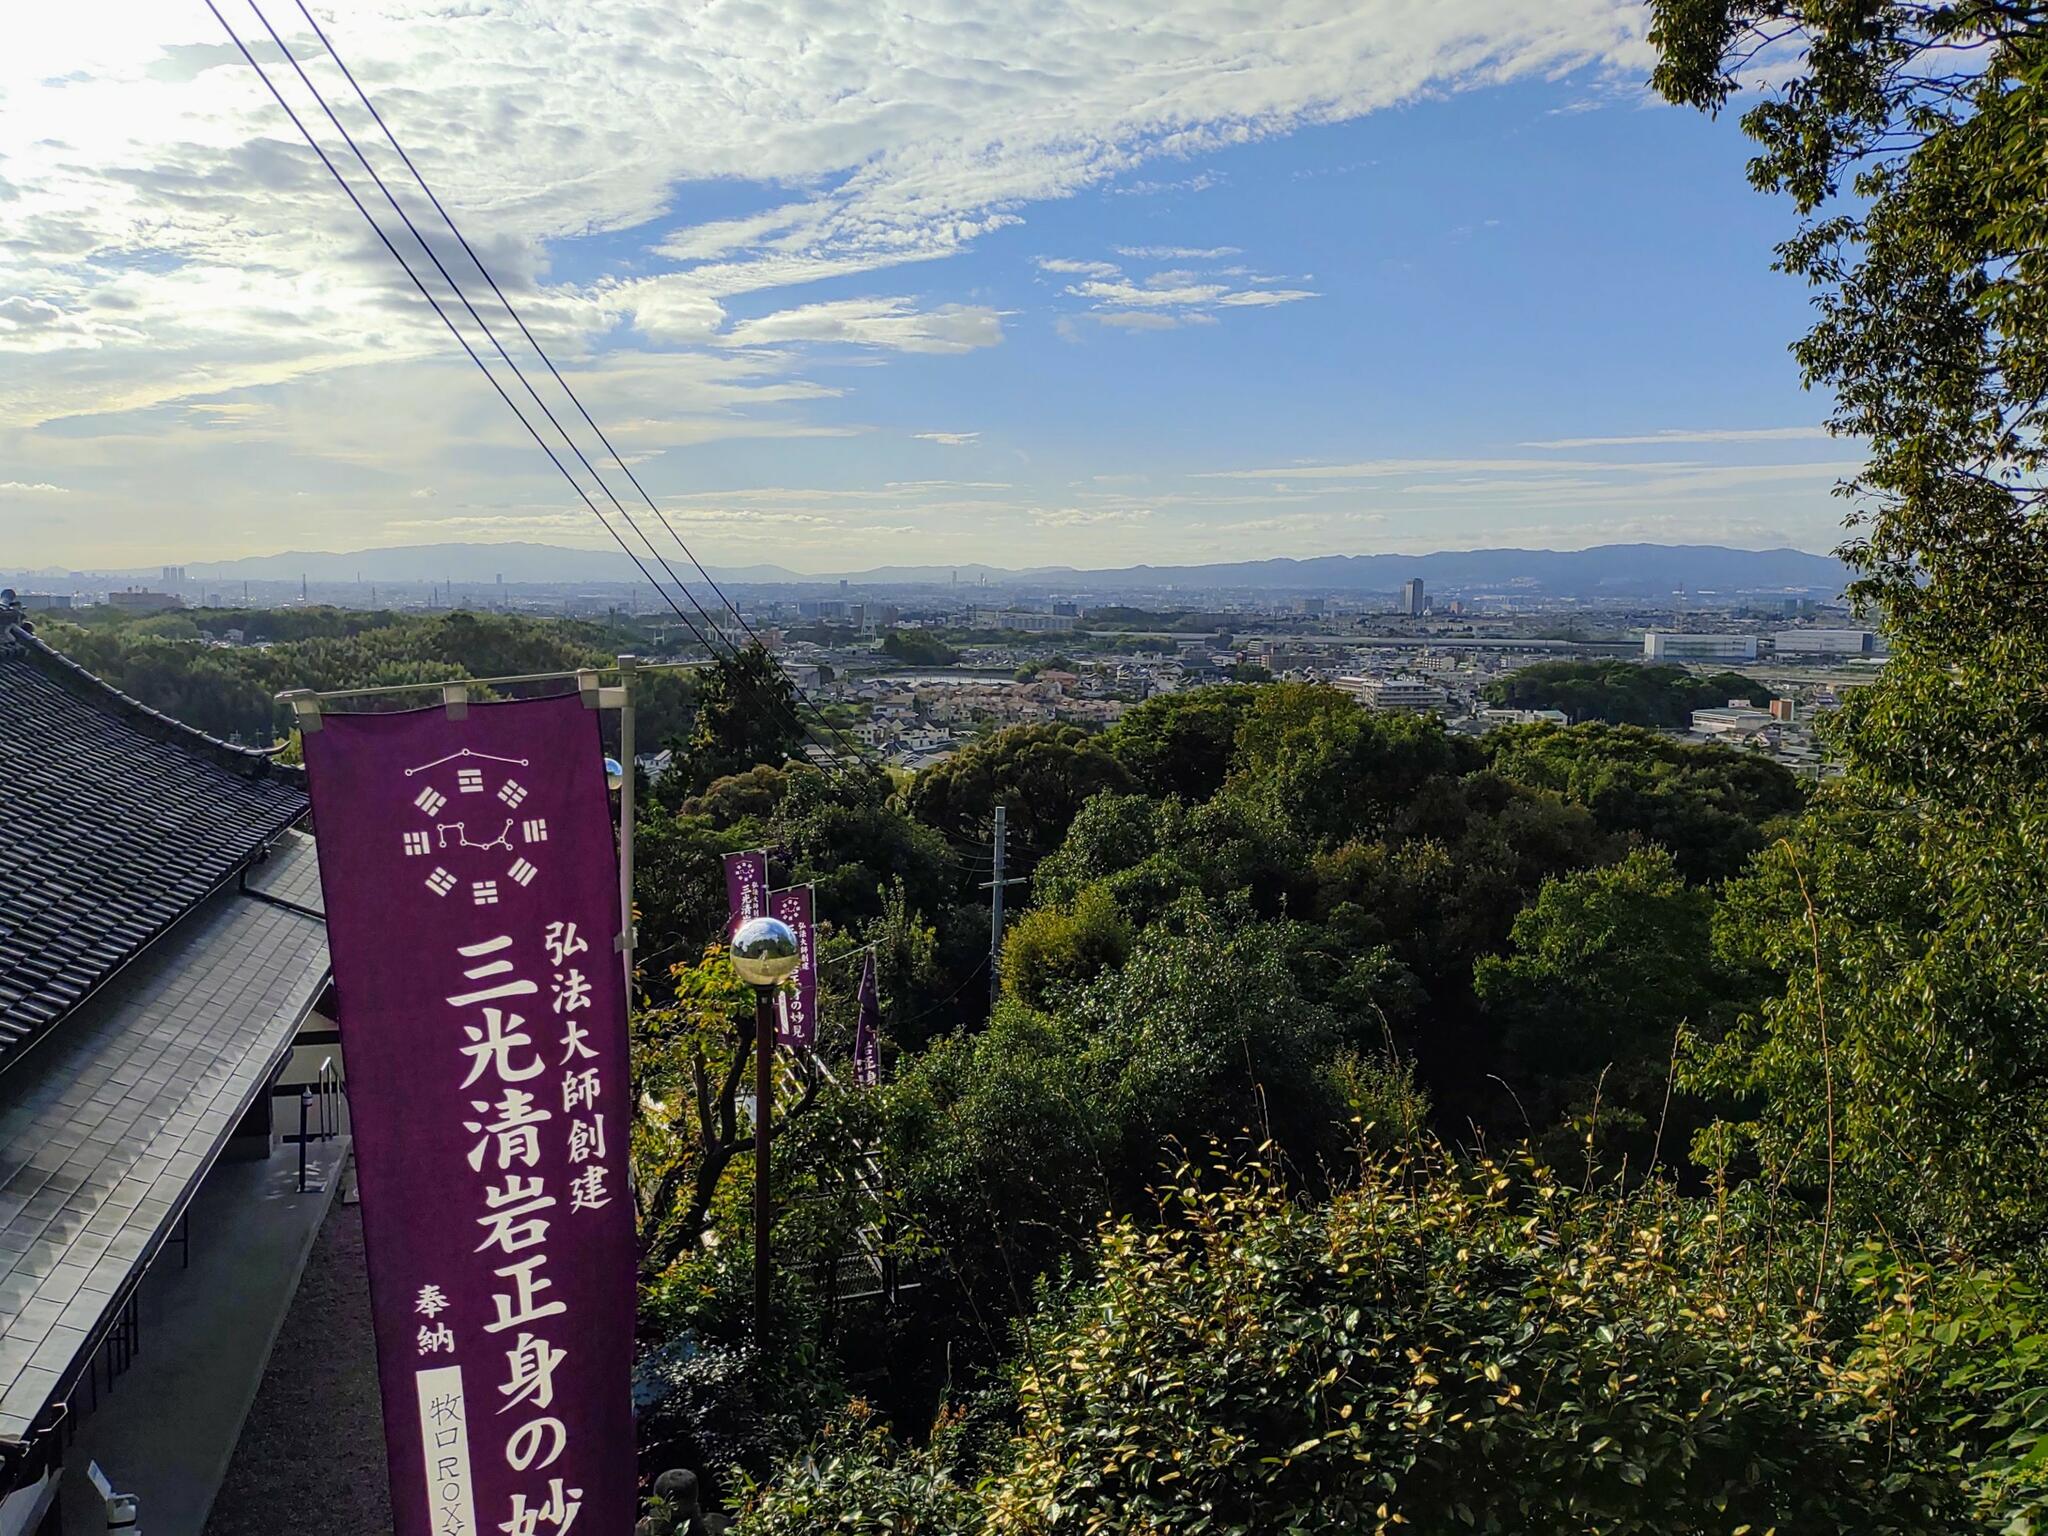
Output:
(1773, 629), (1877, 656)
(1335, 674), (1448, 714)
(1643, 633), (1760, 662)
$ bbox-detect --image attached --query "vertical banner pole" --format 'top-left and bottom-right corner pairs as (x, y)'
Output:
(752, 987), (775, 1339)
(988, 804), (1007, 1006)
(616, 655), (638, 1000)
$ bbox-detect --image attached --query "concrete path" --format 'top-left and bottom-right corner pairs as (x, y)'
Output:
(203, 1196), (390, 1536)
(59, 1141), (345, 1536)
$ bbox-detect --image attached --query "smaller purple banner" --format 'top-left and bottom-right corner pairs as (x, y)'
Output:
(854, 954), (881, 1088)
(723, 850), (767, 939)
(769, 885), (816, 1049)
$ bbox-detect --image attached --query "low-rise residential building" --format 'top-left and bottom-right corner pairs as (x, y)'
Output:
(104, 589), (185, 615)
(1691, 700), (1777, 736)
(1334, 674), (1448, 714)
(1475, 707), (1570, 730)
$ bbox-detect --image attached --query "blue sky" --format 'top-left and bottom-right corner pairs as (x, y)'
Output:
(1, 2), (1855, 572)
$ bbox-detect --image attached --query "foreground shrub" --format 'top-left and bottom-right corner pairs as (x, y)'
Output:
(737, 1153), (1970, 1535)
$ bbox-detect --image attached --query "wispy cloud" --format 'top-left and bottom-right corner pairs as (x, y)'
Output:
(1113, 244), (1242, 260)
(1521, 426), (1833, 448)
(913, 431), (981, 446)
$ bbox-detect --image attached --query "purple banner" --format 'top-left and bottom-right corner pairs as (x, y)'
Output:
(769, 885), (816, 1049)
(304, 695), (634, 1536)
(723, 850), (768, 939)
(854, 954), (881, 1088)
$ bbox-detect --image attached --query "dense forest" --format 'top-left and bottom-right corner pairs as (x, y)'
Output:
(31, 606), (696, 747)
(1482, 659), (1769, 727)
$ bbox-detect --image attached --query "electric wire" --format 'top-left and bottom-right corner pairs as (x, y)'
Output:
(238, 1), (764, 711)
(213, 2), (1017, 863)
(229, 0), (849, 765)
(199, 0), (739, 676)
(277, 0), (881, 774)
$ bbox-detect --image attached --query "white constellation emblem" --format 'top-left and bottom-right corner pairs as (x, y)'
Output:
(404, 748), (530, 778)
(435, 820), (514, 853)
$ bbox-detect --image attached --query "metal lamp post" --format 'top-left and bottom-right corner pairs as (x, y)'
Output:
(729, 915), (800, 1337)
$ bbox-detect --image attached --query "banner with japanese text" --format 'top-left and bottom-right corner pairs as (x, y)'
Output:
(723, 850), (768, 939)
(769, 885), (816, 1049)
(854, 954), (881, 1087)
(304, 694), (634, 1536)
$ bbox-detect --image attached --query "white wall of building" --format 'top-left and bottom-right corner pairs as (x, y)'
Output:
(1774, 629), (1876, 655)
(1644, 633), (1760, 661)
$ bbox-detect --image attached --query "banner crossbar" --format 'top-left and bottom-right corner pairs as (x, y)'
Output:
(275, 657), (707, 709)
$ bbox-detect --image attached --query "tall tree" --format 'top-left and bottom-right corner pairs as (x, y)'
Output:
(682, 644), (809, 791)
(1651, 2), (2048, 1249)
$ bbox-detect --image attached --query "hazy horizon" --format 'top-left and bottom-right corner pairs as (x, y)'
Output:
(6, 4), (1854, 572)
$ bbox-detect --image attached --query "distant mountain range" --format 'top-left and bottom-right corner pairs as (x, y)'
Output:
(159, 540), (1852, 597)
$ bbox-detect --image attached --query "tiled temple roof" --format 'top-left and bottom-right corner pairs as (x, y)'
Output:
(0, 619), (308, 1065)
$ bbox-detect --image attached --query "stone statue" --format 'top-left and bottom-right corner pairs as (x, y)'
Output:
(644, 1467), (729, 1535)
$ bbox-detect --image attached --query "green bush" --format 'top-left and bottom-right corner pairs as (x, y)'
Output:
(732, 1404), (982, 1535)
(984, 1156), (1960, 1535)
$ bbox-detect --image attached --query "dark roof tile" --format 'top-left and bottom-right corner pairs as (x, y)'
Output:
(0, 623), (308, 1069)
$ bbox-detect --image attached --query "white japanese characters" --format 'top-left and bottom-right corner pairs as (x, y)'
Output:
(435, 910), (610, 1536)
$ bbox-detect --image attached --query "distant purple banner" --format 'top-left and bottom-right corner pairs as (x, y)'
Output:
(770, 884), (816, 1048)
(723, 850), (768, 939)
(855, 954), (881, 1088)
(304, 694), (634, 1536)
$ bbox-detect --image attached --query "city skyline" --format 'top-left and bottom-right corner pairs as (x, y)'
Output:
(4, 3), (1852, 572)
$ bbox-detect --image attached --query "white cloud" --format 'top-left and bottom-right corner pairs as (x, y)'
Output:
(1036, 258), (1122, 277)
(720, 299), (1004, 353)
(0, 481), (71, 493)
(1033, 505), (1155, 527)
(1, 0), (1660, 564)
(1113, 244), (1242, 260)
(913, 431), (980, 445)
(1521, 426), (1833, 448)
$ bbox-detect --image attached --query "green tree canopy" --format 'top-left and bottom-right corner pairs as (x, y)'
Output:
(681, 644), (810, 791)
(905, 723), (1133, 856)
(1484, 660), (1769, 728)
(1103, 684), (1261, 801)
(1484, 721), (1805, 883)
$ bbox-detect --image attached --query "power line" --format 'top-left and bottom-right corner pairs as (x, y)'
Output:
(199, 0), (732, 670)
(215, 2), (1004, 817)
(276, 0), (877, 773)
(239, 4), (737, 670)
(224, 0), (848, 767)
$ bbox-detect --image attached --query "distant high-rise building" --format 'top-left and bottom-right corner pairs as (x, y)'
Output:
(1398, 577), (1426, 617)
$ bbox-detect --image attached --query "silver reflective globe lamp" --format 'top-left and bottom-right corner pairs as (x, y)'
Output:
(730, 915), (801, 987)
(730, 912), (802, 1339)
(603, 756), (625, 792)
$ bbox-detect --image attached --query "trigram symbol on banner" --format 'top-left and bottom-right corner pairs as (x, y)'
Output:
(414, 787), (448, 816)
(498, 780), (529, 808)
(457, 768), (485, 794)
(508, 858), (538, 888)
(521, 819), (549, 844)
(471, 880), (500, 906)
(424, 867), (457, 897)
(402, 831), (431, 857)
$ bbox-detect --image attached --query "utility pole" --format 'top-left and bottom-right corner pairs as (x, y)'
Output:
(981, 804), (1026, 1006)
